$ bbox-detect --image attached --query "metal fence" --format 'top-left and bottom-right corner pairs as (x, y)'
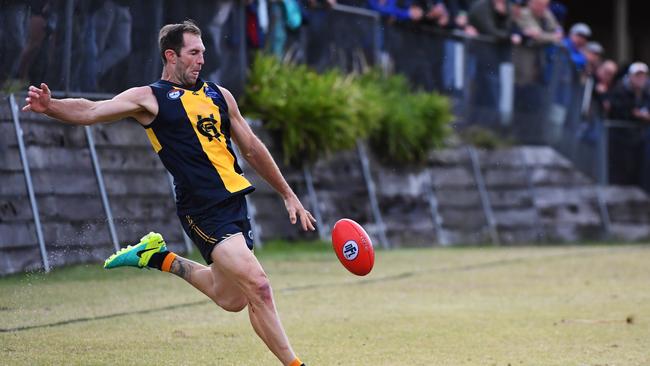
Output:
(3, 2), (648, 273)
(3, 2), (640, 179)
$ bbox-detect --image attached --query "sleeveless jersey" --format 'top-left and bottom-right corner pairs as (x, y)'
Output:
(146, 79), (254, 215)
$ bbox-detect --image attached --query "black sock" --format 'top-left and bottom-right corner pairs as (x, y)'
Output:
(147, 251), (172, 271)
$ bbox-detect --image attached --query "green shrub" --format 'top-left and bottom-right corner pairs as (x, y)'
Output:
(361, 71), (452, 165)
(241, 54), (377, 166)
(459, 125), (514, 150)
(240, 54), (452, 166)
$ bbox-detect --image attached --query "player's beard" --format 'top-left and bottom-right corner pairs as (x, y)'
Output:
(176, 63), (198, 87)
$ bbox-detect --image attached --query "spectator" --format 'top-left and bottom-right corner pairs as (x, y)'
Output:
(368, 0), (424, 23)
(440, 0), (477, 93)
(94, 1), (132, 77)
(516, 0), (562, 45)
(246, 0), (267, 50)
(0, 0), (28, 89)
(592, 59), (618, 115)
(607, 62), (650, 186)
(562, 22), (590, 72)
(468, 0), (520, 44)
(549, 0), (566, 29)
(467, 0), (518, 126)
(610, 62), (650, 122)
(415, 0), (449, 27)
(508, 0), (525, 25)
(207, 1), (235, 84)
(268, 0), (286, 58)
(71, 1), (132, 92)
(584, 41), (604, 74)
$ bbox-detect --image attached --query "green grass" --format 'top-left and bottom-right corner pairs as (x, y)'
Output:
(1, 244), (649, 365)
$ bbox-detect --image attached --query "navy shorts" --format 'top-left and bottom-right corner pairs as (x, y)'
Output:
(179, 195), (254, 265)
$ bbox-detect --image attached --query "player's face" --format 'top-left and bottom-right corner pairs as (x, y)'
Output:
(176, 33), (205, 86)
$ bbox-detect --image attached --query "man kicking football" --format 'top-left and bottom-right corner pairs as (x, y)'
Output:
(22, 20), (314, 366)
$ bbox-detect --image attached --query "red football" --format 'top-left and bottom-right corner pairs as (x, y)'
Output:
(331, 219), (374, 276)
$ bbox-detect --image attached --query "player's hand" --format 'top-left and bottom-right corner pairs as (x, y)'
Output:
(284, 194), (316, 231)
(23, 83), (52, 113)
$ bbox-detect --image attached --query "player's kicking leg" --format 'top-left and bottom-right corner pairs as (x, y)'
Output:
(103, 232), (305, 366)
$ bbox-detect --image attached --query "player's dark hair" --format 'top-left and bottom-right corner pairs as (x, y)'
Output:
(159, 20), (202, 65)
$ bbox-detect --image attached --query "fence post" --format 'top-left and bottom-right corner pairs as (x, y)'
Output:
(425, 169), (448, 246)
(356, 140), (390, 248)
(468, 146), (500, 245)
(303, 166), (327, 241)
(521, 148), (545, 242)
(9, 94), (50, 272)
(596, 119), (611, 237)
(84, 126), (120, 252)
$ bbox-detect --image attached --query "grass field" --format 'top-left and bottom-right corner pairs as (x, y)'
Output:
(1, 243), (649, 365)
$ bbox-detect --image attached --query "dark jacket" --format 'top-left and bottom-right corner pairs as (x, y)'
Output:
(609, 77), (650, 123)
(468, 0), (512, 41)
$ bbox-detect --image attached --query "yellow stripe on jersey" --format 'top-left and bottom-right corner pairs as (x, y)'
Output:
(179, 84), (251, 193)
(145, 128), (162, 153)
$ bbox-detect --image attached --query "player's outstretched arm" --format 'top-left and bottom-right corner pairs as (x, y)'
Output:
(22, 83), (155, 126)
(221, 86), (316, 231)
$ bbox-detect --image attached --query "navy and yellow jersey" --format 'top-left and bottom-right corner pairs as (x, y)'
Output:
(146, 78), (254, 215)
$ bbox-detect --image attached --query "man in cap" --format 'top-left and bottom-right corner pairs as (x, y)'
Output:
(562, 22), (591, 71)
(515, 0), (562, 45)
(608, 62), (650, 186)
(585, 41), (604, 74)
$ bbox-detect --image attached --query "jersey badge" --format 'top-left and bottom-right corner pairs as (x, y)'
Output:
(167, 89), (184, 100)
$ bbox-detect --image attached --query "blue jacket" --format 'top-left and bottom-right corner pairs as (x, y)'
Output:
(562, 37), (587, 71)
(368, 0), (414, 21)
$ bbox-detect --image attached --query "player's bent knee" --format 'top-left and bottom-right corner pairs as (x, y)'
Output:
(246, 274), (273, 307)
(215, 295), (248, 313)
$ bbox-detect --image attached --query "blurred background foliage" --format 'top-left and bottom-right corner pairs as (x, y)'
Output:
(241, 54), (452, 166)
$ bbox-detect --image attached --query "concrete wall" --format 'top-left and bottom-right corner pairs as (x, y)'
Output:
(0, 103), (185, 275)
(2, 103), (649, 275)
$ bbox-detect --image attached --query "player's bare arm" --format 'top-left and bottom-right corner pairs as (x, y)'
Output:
(22, 83), (158, 126)
(220, 86), (316, 232)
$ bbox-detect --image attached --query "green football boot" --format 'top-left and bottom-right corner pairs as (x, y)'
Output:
(104, 232), (167, 269)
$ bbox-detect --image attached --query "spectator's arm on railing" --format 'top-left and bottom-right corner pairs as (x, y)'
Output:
(367, 0), (421, 21)
(516, 10), (562, 44)
(467, 1), (511, 41)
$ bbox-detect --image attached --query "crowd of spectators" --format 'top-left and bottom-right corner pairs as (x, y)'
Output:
(343, 0), (650, 190)
(0, 0), (134, 93)
(2, 0), (650, 190)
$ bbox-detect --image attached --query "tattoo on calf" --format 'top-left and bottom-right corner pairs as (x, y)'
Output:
(170, 257), (192, 280)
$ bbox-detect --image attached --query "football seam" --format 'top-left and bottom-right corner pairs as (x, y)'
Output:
(349, 221), (372, 266)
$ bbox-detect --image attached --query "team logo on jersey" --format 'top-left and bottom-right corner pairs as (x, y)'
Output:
(204, 85), (219, 98)
(196, 114), (222, 142)
(167, 89), (184, 100)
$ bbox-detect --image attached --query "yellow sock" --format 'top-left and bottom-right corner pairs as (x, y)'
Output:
(288, 357), (302, 366)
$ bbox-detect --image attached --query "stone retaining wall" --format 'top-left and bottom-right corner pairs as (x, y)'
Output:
(2, 103), (649, 275)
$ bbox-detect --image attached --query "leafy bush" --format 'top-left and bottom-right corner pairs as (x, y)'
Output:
(360, 71), (452, 165)
(241, 54), (452, 166)
(459, 125), (514, 150)
(241, 54), (378, 166)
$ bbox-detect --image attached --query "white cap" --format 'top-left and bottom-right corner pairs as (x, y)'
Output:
(569, 23), (592, 37)
(628, 62), (649, 75)
(586, 41), (603, 55)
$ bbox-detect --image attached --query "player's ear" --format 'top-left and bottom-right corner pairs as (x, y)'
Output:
(164, 49), (177, 64)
